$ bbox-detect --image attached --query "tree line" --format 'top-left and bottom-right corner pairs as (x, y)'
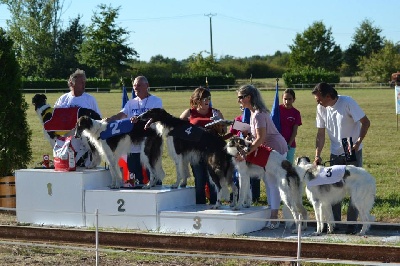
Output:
(1, 0), (399, 84)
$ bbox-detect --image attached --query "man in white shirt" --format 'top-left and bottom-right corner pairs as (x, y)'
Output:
(105, 76), (162, 185)
(54, 69), (102, 167)
(312, 82), (370, 234)
(54, 69), (101, 116)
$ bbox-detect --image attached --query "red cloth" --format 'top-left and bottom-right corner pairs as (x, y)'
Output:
(245, 145), (272, 168)
(189, 108), (213, 127)
(44, 107), (80, 131)
(229, 115), (243, 136)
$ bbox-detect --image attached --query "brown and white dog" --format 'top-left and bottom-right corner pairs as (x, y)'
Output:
(137, 108), (238, 209)
(32, 94), (102, 168)
(226, 136), (308, 232)
(296, 156), (376, 235)
(75, 116), (165, 189)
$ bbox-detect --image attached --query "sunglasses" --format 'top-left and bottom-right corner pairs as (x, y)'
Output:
(237, 95), (248, 99)
(201, 96), (211, 102)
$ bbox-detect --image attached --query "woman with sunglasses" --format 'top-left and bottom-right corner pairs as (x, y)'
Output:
(236, 85), (288, 229)
(180, 87), (226, 205)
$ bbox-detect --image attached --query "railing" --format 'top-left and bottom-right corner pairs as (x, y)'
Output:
(21, 83), (392, 93)
(291, 82), (389, 89)
(21, 87), (111, 93)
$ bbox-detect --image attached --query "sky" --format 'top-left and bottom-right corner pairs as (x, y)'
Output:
(1, 0), (399, 62)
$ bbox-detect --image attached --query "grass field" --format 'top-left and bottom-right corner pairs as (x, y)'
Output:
(23, 87), (400, 222)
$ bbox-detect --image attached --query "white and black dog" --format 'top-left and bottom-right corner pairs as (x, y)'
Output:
(226, 136), (308, 232)
(137, 108), (238, 209)
(296, 156), (376, 235)
(75, 116), (165, 189)
(32, 94), (102, 168)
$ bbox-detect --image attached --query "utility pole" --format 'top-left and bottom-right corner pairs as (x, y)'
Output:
(204, 13), (216, 58)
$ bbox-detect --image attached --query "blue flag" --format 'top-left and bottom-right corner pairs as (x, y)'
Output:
(122, 86), (129, 108)
(239, 108), (250, 138)
(241, 108), (250, 124)
(132, 88), (136, 99)
(270, 81), (281, 133)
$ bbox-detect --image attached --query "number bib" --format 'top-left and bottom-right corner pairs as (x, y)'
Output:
(100, 118), (134, 140)
(306, 165), (346, 188)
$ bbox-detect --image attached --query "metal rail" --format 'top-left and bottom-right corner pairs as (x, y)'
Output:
(0, 225), (398, 263)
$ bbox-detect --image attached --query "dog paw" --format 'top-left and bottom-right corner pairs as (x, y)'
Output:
(311, 231), (322, 236)
(211, 204), (220, 210)
(232, 205), (241, 211)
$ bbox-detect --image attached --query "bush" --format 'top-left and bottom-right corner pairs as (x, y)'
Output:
(0, 28), (32, 176)
(283, 68), (340, 88)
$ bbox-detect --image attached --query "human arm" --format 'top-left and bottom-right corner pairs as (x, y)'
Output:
(314, 127), (325, 165)
(287, 124), (299, 147)
(211, 109), (227, 135)
(104, 112), (127, 123)
(180, 109), (191, 121)
(248, 127), (266, 155)
(353, 115), (370, 152)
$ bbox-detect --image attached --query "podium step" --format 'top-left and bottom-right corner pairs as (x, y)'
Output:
(85, 186), (195, 230)
(159, 205), (269, 235)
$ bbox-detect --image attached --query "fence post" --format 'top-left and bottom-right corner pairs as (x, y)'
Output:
(95, 209), (99, 266)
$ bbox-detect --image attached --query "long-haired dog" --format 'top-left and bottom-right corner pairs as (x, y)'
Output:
(296, 156), (376, 235)
(32, 94), (102, 168)
(226, 136), (308, 232)
(137, 108), (238, 209)
(75, 116), (165, 189)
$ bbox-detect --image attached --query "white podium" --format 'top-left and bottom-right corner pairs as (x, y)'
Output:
(15, 169), (269, 235)
(159, 205), (269, 235)
(15, 168), (111, 226)
(84, 186), (195, 230)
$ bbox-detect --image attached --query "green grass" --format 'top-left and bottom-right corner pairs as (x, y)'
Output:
(24, 87), (400, 222)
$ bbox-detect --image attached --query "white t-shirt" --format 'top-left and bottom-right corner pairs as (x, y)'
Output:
(316, 95), (365, 155)
(54, 92), (102, 117)
(121, 94), (163, 153)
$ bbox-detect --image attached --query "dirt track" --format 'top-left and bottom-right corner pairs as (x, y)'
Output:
(0, 211), (399, 264)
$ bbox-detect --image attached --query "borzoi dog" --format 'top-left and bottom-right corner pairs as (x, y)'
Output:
(137, 108), (238, 209)
(296, 156), (376, 235)
(32, 94), (102, 168)
(75, 116), (165, 189)
(226, 136), (308, 232)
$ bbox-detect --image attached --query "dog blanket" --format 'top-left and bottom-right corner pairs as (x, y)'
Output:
(100, 118), (134, 140)
(245, 145), (272, 168)
(44, 107), (80, 132)
(168, 124), (205, 142)
(306, 165), (346, 188)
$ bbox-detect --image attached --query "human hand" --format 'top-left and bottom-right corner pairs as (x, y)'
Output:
(313, 156), (322, 166)
(130, 116), (138, 123)
(235, 153), (245, 162)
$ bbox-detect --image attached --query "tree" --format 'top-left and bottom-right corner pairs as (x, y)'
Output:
(52, 16), (87, 78)
(0, 27), (32, 176)
(1, 0), (64, 78)
(358, 40), (400, 82)
(186, 51), (217, 72)
(78, 4), (137, 79)
(343, 19), (385, 76)
(288, 21), (342, 71)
